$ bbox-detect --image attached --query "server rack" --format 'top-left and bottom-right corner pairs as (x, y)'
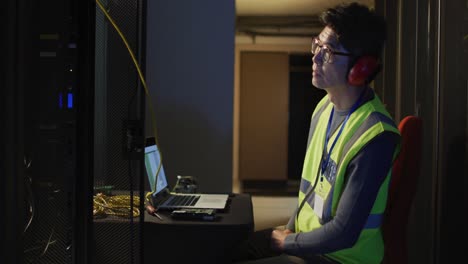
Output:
(1, 0), (147, 263)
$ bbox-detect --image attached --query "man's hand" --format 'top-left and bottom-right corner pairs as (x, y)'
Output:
(270, 229), (293, 252)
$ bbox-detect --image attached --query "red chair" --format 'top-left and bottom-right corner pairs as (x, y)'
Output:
(382, 116), (423, 264)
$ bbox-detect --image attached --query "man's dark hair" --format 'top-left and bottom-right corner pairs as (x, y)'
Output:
(320, 2), (386, 59)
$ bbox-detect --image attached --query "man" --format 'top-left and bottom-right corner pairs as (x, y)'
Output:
(235, 2), (400, 264)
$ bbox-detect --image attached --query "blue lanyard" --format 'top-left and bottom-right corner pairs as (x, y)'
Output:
(321, 89), (367, 176)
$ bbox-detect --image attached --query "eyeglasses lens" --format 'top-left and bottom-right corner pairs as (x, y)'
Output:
(312, 40), (332, 63)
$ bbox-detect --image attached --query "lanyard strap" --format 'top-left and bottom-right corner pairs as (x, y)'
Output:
(321, 88), (367, 176)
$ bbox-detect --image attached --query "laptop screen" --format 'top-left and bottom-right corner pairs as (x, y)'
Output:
(144, 144), (168, 195)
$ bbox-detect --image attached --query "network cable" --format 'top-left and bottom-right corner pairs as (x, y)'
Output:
(95, 0), (162, 214)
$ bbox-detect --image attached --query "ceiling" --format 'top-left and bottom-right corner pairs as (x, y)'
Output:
(235, 0), (374, 37)
(236, 0), (374, 16)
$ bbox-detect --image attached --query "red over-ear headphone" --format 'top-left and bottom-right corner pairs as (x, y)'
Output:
(347, 56), (381, 86)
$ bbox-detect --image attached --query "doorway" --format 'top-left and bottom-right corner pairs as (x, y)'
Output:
(237, 51), (325, 194)
(288, 54), (326, 181)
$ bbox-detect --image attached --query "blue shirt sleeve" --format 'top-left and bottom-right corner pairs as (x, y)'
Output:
(283, 131), (399, 257)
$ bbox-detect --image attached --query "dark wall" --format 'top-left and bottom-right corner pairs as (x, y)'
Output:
(145, 1), (235, 193)
(375, 0), (468, 263)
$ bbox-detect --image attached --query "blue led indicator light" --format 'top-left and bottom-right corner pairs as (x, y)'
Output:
(67, 93), (73, 109)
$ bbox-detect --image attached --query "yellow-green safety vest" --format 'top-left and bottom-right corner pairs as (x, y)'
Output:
(296, 94), (400, 264)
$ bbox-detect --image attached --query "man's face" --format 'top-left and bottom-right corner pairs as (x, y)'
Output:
(312, 26), (352, 90)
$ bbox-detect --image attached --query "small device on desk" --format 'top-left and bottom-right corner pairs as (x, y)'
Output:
(173, 175), (198, 193)
(170, 209), (217, 221)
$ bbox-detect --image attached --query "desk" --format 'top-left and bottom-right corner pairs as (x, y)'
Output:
(94, 193), (253, 264)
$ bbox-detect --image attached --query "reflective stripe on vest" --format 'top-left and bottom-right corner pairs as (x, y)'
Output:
(306, 99), (331, 149)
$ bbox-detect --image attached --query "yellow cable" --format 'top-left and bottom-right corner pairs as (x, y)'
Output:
(93, 193), (140, 217)
(95, 0), (161, 205)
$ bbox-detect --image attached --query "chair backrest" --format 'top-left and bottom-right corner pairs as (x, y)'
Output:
(382, 115), (423, 264)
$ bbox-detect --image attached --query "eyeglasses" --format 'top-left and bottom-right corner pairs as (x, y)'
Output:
(311, 37), (353, 63)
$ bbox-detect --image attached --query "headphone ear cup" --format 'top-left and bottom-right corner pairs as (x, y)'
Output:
(347, 56), (380, 86)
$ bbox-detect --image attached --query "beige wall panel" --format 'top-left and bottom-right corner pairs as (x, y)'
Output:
(239, 52), (289, 180)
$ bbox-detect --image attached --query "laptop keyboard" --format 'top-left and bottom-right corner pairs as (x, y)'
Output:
(167, 194), (201, 207)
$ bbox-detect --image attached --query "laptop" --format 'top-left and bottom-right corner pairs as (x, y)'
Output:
(144, 143), (229, 210)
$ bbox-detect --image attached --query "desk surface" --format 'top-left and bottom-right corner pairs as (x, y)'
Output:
(145, 193), (254, 227)
(94, 193), (254, 264)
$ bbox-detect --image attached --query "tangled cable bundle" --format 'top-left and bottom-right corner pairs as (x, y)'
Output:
(93, 193), (140, 218)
